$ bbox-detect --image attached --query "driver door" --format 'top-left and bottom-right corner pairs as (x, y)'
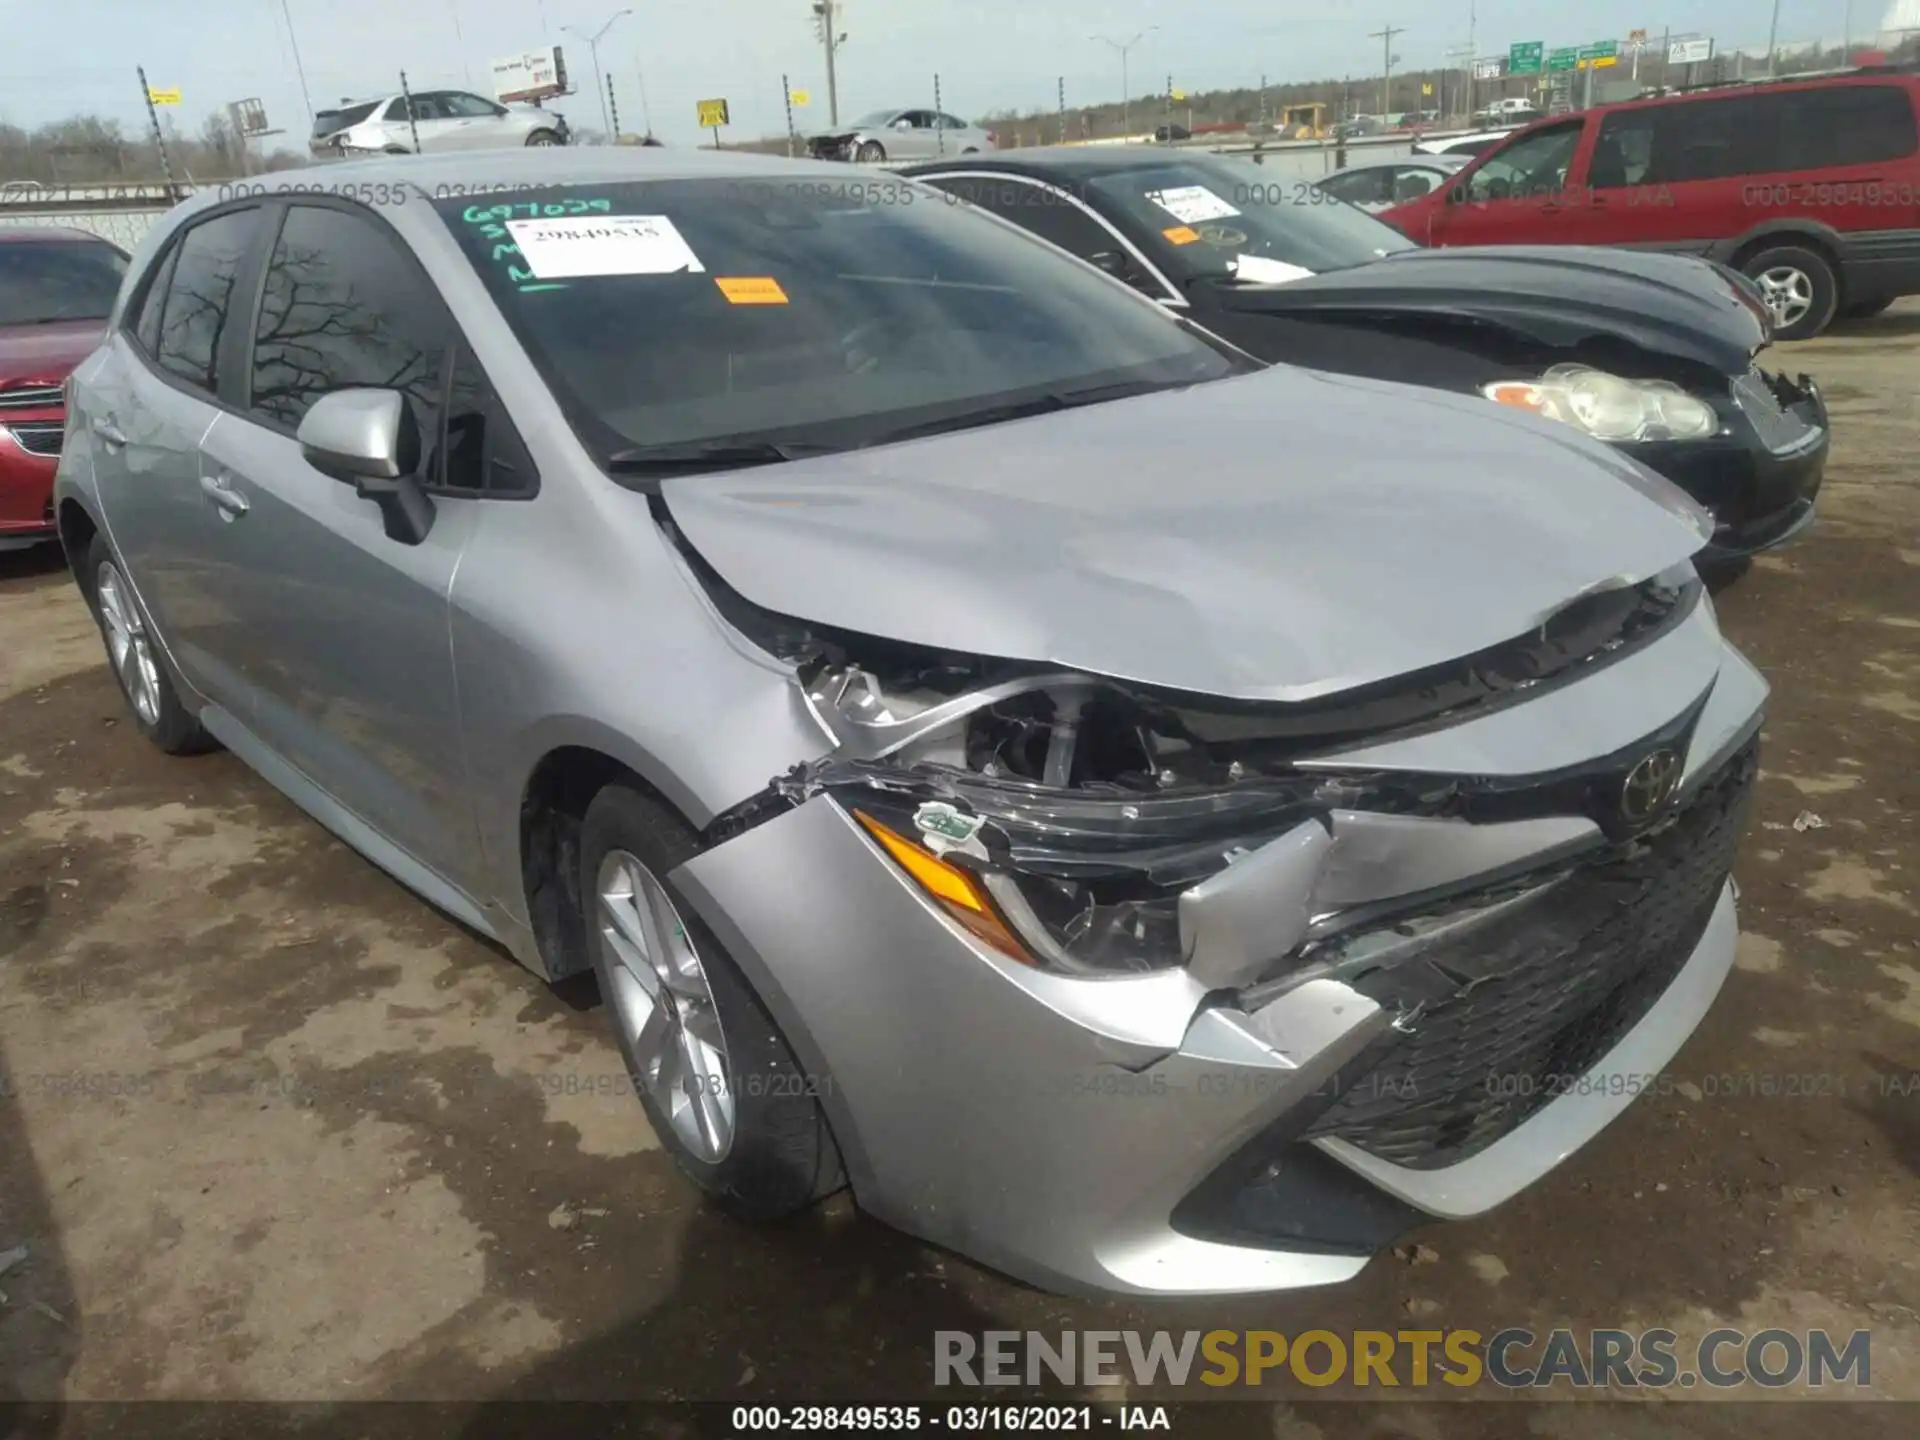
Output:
(893, 110), (939, 160)
(1427, 117), (1593, 248)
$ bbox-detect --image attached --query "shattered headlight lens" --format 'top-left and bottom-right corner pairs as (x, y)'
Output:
(1482, 364), (1720, 443)
(836, 771), (1325, 978)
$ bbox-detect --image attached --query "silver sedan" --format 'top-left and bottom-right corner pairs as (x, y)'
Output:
(55, 147), (1763, 1298)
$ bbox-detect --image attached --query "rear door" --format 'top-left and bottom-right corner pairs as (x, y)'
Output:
(87, 204), (270, 707)
(394, 93), (459, 153)
(442, 91), (512, 150)
(196, 199), (520, 885)
(1427, 117), (1590, 247)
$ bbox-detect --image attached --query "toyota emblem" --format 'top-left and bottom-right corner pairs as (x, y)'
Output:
(1621, 748), (1682, 826)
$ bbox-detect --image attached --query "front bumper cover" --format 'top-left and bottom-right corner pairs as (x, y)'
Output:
(670, 608), (1766, 1298)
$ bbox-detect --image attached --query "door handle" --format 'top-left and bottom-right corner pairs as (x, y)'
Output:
(92, 417), (127, 448)
(199, 472), (250, 520)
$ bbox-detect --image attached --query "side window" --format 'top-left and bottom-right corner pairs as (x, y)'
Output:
(938, 113), (968, 130)
(1647, 96), (1759, 183)
(131, 243), (179, 355)
(249, 205), (447, 457)
(441, 345), (538, 496)
(1779, 86), (1918, 170)
(446, 92), (502, 119)
(154, 208), (263, 394)
(1390, 167), (1444, 203)
(1591, 112), (1656, 189)
(1464, 121), (1583, 201)
(1319, 169), (1392, 206)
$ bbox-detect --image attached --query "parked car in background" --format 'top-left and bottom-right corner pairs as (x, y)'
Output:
(1154, 122), (1192, 143)
(1315, 154), (1469, 212)
(1333, 115), (1385, 139)
(310, 90), (569, 156)
(909, 147), (1827, 560)
(805, 108), (995, 162)
(1413, 127), (1515, 157)
(57, 148), (1764, 1299)
(1475, 98), (1543, 126)
(1384, 68), (1920, 339)
(0, 227), (127, 552)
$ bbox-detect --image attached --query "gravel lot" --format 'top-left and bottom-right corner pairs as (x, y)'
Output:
(1, 309), (1916, 1435)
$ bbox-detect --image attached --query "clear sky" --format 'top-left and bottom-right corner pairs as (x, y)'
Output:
(1, 0), (1861, 147)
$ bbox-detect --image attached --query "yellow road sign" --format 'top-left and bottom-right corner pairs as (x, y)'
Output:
(147, 87), (181, 106)
(1421, 82), (1433, 95)
(1170, 88), (1186, 101)
(789, 88), (811, 106)
(697, 97), (730, 128)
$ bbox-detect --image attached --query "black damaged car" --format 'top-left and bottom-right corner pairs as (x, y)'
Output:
(905, 148), (1827, 566)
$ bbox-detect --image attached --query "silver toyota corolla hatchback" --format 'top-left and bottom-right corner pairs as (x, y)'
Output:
(54, 149), (1764, 1297)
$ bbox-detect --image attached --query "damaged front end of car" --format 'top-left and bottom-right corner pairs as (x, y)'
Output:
(653, 476), (1762, 1293)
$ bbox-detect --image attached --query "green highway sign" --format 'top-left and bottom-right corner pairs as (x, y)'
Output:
(1547, 47), (1579, 71)
(1578, 40), (1619, 60)
(1508, 40), (1545, 75)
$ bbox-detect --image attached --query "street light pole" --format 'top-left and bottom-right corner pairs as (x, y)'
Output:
(1369, 24), (1405, 117)
(1091, 28), (1157, 141)
(564, 9), (633, 140)
(277, 0), (316, 125)
(1765, 0), (1782, 77)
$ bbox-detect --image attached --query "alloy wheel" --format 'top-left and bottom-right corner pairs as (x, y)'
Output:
(595, 849), (736, 1161)
(95, 561), (162, 727)
(1757, 265), (1814, 330)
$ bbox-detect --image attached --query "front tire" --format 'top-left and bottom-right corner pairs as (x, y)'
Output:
(854, 140), (886, 163)
(1740, 244), (1838, 341)
(578, 783), (843, 1220)
(82, 536), (214, 755)
(525, 129), (561, 147)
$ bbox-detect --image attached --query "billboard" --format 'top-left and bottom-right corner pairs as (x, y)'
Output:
(492, 45), (568, 103)
(1669, 38), (1715, 65)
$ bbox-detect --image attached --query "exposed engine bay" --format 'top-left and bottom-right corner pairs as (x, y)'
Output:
(680, 510), (1709, 992)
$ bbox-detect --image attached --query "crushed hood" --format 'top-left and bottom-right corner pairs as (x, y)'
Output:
(1212, 245), (1768, 376)
(662, 365), (1712, 703)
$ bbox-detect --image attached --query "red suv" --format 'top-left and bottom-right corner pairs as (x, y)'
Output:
(1, 228), (128, 552)
(1382, 69), (1920, 340)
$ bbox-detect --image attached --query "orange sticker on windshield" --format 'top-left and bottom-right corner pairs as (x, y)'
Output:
(1162, 225), (1201, 245)
(715, 276), (789, 304)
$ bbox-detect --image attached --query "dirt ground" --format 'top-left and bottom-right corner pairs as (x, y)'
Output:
(1, 308), (1917, 1437)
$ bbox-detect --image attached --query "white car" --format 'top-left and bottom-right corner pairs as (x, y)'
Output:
(1314, 154), (1470, 211)
(1413, 127), (1516, 158)
(311, 90), (569, 156)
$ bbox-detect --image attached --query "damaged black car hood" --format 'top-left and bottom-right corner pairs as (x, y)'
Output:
(661, 365), (1713, 704)
(1211, 245), (1769, 376)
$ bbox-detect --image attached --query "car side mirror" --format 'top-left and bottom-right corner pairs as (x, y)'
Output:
(297, 388), (435, 545)
(893, 118), (913, 131)
(1088, 250), (1130, 278)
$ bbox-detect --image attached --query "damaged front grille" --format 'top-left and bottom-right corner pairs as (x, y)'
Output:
(1300, 737), (1758, 1170)
(1733, 367), (1819, 455)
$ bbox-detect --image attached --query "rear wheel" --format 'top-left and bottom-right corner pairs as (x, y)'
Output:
(82, 537), (214, 755)
(854, 140), (886, 163)
(578, 783), (843, 1220)
(1739, 244), (1838, 341)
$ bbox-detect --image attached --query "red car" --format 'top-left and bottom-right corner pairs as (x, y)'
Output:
(1, 227), (128, 552)
(1382, 68), (1920, 340)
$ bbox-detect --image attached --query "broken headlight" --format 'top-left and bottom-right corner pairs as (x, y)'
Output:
(1482, 364), (1719, 443)
(834, 769), (1327, 977)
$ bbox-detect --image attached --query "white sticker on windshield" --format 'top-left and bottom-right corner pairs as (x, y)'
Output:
(1232, 255), (1316, 285)
(504, 214), (706, 278)
(1144, 185), (1241, 224)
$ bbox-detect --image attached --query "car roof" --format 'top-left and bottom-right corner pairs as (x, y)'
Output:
(214, 147), (887, 194)
(1584, 66), (1919, 117)
(1328, 153), (1469, 174)
(906, 146), (1255, 182)
(0, 225), (119, 245)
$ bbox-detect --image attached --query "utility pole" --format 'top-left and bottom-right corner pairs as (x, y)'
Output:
(634, 60), (655, 137)
(564, 10), (633, 140)
(1369, 24), (1404, 117)
(812, 0), (843, 126)
(1091, 28), (1157, 141)
(1766, 0), (1782, 76)
(1057, 76), (1065, 144)
(606, 73), (620, 140)
(277, 0), (316, 125)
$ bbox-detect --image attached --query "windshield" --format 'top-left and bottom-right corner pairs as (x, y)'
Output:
(1086, 157), (1416, 282)
(434, 178), (1244, 474)
(0, 240), (128, 326)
